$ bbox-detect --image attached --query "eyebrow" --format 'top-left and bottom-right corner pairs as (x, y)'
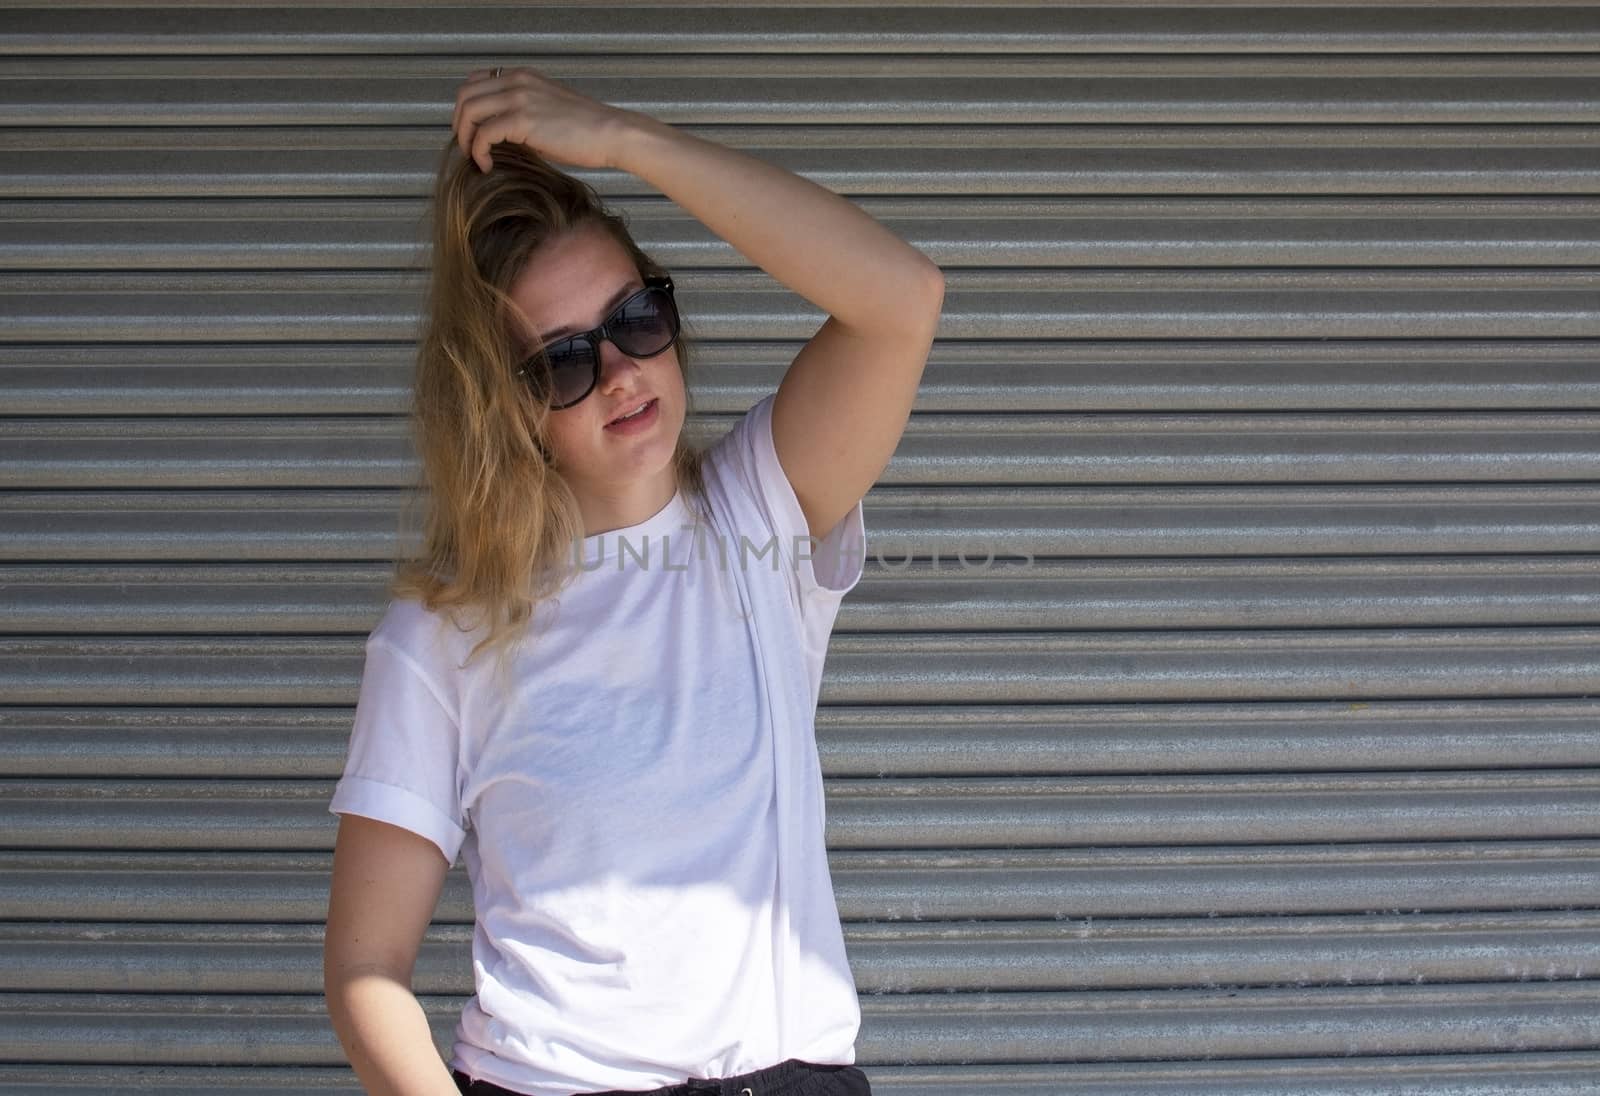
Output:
(538, 279), (644, 344)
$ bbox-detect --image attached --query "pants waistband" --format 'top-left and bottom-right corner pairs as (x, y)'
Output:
(453, 1056), (853, 1096)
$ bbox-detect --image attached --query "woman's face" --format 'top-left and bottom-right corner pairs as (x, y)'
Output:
(508, 222), (686, 511)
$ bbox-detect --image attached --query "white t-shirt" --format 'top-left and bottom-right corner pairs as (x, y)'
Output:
(328, 392), (868, 1095)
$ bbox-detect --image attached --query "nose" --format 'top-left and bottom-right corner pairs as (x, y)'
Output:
(595, 336), (647, 391)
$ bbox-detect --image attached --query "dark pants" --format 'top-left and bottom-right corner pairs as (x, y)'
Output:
(451, 1056), (871, 1096)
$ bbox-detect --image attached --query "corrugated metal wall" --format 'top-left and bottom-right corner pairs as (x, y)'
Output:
(3, 2), (1599, 1093)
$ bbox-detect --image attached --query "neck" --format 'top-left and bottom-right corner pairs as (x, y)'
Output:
(575, 468), (678, 538)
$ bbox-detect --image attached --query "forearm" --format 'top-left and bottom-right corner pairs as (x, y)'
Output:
(609, 112), (942, 333)
(326, 972), (459, 1096)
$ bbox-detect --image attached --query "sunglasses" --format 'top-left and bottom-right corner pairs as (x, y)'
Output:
(515, 274), (680, 410)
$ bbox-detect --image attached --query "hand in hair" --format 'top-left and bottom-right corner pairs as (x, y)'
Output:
(452, 66), (640, 174)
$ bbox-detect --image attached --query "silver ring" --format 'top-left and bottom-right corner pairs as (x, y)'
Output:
(491, 66), (502, 78)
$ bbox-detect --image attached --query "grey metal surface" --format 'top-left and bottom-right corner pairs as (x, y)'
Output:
(2, 2), (1598, 1094)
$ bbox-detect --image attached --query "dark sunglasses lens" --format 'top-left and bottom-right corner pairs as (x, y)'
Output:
(609, 288), (678, 357)
(523, 339), (596, 408)
(548, 341), (598, 406)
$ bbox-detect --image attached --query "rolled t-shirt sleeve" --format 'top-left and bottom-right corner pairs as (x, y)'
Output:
(329, 635), (467, 866)
(724, 393), (868, 599)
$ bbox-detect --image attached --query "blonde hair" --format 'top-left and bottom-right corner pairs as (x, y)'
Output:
(390, 137), (710, 689)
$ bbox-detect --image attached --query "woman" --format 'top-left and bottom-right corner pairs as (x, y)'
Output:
(322, 66), (944, 1096)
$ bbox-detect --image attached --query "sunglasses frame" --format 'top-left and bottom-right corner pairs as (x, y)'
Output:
(515, 273), (678, 410)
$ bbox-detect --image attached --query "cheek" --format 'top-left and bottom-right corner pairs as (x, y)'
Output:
(544, 416), (593, 465)
(658, 358), (686, 404)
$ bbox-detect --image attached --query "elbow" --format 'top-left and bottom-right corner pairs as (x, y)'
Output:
(913, 263), (945, 333)
(919, 264), (945, 326)
(895, 252), (942, 301)
(897, 261), (944, 328)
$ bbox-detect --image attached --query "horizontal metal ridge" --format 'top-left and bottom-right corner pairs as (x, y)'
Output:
(4, 1053), (1600, 1096)
(822, 773), (1600, 846)
(4, 340), (1598, 416)
(37, 55), (1539, 77)
(4, 411), (1600, 488)
(526, 1049), (1600, 1096)
(8, 260), (1600, 287)
(5, 68), (1600, 127)
(12, 268), (1590, 293)
(4, 7), (1599, 54)
(3, 910), (1596, 992)
(2, 484), (1598, 560)
(1, 843), (1595, 920)
(4, 140), (1600, 201)
(815, 698), (1600, 774)
(5, 269), (1600, 341)
(0, 984), (1597, 1064)
(5, 771), (1600, 849)
(3, 698), (1597, 777)
(4, 556), (1600, 633)
(5, 841), (1593, 871)
(816, 627), (1600, 703)
(27, 195), (1600, 218)
(7, 196), (1600, 270)
(8, 122), (1600, 152)
(8, 1055), (1600, 1096)
(4, 627), (1598, 704)
(847, 984), (1600, 1063)
(24, 988), (1600, 1025)
(9, 747), (1600, 840)
(843, 913), (1600, 991)
(30, 771), (1600, 805)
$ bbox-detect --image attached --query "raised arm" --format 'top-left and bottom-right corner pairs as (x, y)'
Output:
(609, 115), (944, 541)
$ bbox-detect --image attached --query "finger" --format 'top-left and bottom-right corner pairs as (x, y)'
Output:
(452, 80), (475, 145)
(474, 123), (506, 173)
(455, 90), (503, 160)
(470, 117), (500, 172)
(453, 89), (478, 153)
(472, 116), (528, 173)
(452, 69), (502, 139)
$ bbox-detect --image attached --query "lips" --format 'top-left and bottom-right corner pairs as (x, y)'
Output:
(607, 397), (656, 426)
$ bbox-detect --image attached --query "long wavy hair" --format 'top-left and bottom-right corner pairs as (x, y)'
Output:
(389, 138), (710, 688)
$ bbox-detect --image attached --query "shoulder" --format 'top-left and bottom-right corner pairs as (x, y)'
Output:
(365, 597), (471, 692)
(369, 596), (442, 651)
